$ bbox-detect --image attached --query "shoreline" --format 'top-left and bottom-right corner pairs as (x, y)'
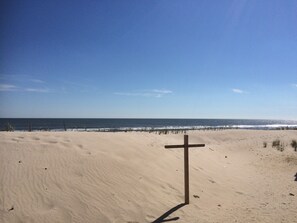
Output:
(2, 126), (297, 133)
(2, 118), (297, 132)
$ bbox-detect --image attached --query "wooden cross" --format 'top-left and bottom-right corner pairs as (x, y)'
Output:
(165, 135), (205, 204)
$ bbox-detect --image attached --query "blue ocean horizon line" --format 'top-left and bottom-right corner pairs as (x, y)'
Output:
(1, 117), (296, 120)
(1, 118), (297, 131)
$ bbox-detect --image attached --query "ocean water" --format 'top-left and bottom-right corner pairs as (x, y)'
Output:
(1, 118), (297, 131)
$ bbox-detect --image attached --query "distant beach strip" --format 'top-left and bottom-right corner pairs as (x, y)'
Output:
(1, 118), (297, 132)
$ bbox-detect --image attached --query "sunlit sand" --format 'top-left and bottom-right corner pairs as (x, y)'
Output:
(1, 130), (296, 222)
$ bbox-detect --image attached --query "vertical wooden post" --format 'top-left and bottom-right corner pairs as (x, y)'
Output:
(184, 135), (189, 204)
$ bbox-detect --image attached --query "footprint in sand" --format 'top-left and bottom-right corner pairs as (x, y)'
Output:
(145, 215), (155, 222)
(74, 170), (83, 177)
(39, 199), (55, 212)
(208, 179), (216, 184)
(47, 141), (58, 144)
(77, 144), (91, 155)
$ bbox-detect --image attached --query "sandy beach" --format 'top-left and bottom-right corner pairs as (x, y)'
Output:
(1, 130), (297, 223)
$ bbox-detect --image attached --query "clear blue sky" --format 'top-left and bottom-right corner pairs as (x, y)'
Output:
(1, 0), (296, 119)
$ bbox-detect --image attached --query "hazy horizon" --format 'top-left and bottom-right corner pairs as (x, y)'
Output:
(1, 117), (297, 122)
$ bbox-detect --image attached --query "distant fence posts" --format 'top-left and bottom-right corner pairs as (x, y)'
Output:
(28, 122), (32, 132)
(63, 121), (67, 131)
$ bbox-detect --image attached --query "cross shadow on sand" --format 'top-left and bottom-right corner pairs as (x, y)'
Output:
(294, 173), (297, 181)
(151, 203), (186, 223)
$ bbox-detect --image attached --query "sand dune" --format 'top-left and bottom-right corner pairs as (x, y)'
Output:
(1, 130), (297, 222)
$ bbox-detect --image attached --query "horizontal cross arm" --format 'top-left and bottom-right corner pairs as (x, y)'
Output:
(188, 144), (205, 148)
(164, 144), (205, 149)
(165, 144), (185, 149)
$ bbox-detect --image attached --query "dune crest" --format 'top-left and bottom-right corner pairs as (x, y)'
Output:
(1, 130), (297, 223)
